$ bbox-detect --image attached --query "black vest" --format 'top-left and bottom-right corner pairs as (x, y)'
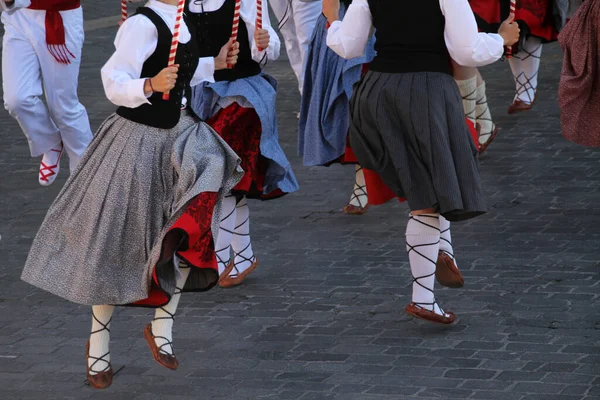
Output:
(116, 7), (200, 129)
(186, 0), (261, 82)
(367, 0), (451, 75)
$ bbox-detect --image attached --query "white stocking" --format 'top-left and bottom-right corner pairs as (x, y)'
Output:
(348, 165), (368, 208)
(215, 194), (237, 275)
(151, 265), (191, 356)
(455, 76), (478, 125)
(475, 81), (496, 145)
(509, 36), (542, 104)
(439, 215), (458, 268)
(88, 305), (115, 375)
(405, 213), (448, 317)
(231, 196), (256, 275)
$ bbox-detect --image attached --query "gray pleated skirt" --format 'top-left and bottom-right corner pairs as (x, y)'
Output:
(21, 113), (243, 306)
(349, 71), (486, 221)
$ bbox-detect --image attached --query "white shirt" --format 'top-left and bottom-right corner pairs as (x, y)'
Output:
(101, 0), (216, 109)
(326, 0), (505, 68)
(188, 0), (280, 62)
(0, 0), (31, 13)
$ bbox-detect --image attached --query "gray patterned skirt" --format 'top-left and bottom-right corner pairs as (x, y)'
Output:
(349, 71), (486, 222)
(21, 113), (243, 306)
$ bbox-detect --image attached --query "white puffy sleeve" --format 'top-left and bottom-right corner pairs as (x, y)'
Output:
(326, 0), (373, 60)
(101, 15), (158, 108)
(242, 0), (280, 62)
(440, 0), (505, 67)
(0, 0), (31, 13)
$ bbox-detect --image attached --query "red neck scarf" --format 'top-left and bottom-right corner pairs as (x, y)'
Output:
(28, 0), (81, 64)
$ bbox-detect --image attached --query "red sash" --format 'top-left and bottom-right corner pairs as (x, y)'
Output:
(28, 0), (81, 64)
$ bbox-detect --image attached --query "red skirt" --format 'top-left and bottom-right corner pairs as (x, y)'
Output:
(133, 192), (219, 308)
(207, 103), (283, 200)
(469, 0), (558, 42)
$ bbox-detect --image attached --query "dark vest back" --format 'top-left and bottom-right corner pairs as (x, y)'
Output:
(116, 7), (200, 129)
(367, 0), (451, 74)
(186, 0), (261, 81)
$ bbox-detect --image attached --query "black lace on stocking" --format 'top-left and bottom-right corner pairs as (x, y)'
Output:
(513, 43), (542, 104)
(89, 311), (112, 373)
(440, 225), (454, 261)
(152, 291), (179, 356)
(462, 86), (477, 122)
(231, 201), (255, 278)
(216, 195), (236, 269)
(349, 166), (368, 208)
(406, 215), (448, 316)
(475, 92), (495, 139)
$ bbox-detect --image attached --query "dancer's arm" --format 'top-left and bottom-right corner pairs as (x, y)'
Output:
(101, 16), (162, 108)
(325, 0), (373, 60)
(441, 0), (517, 67)
(0, 0), (31, 12)
(243, 0), (281, 62)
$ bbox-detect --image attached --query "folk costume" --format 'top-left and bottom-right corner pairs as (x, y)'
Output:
(558, 0), (600, 147)
(298, 0), (377, 214)
(269, 0), (322, 93)
(469, 0), (565, 114)
(188, 0), (299, 288)
(1, 0), (93, 185)
(327, 0), (506, 323)
(21, 0), (243, 388)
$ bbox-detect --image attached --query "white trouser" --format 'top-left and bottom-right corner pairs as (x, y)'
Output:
(1, 7), (92, 171)
(269, 0), (322, 94)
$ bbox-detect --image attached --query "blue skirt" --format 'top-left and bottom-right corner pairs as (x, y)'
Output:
(298, 12), (376, 167)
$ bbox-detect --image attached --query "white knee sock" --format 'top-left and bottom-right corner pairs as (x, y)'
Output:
(405, 213), (447, 316)
(510, 36), (542, 104)
(348, 165), (368, 208)
(455, 76), (478, 125)
(88, 305), (115, 375)
(215, 194), (237, 275)
(231, 196), (256, 275)
(475, 81), (496, 145)
(439, 215), (458, 268)
(151, 265), (191, 356)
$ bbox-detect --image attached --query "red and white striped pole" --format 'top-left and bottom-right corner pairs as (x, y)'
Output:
(162, 0), (186, 100)
(121, 0), (128, 23)
(506, 0), (516, 58)
(228, 0), (242, 69)
(256, 0), (263, 52)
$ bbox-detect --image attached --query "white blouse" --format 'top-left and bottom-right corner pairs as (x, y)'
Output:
(188, 0), (280, 62)
(326, 0), (505, 68)
(101, 0), (215, 109)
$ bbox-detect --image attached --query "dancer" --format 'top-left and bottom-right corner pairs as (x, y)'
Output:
(298, 0), (376, 214)
(469, 0), (564, 114)
(269, 0), (322, 94)
(558, 0), (600, 147)
(324, 0), (519, 323)
(21, 0), (242, 389)
(1, 0), (93, 185)
(187, 0), (299, 288)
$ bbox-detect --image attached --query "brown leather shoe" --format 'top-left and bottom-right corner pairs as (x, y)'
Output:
(218, 260), (235, 285)
(219, 258), (259, 288)
(507, 93), (537, 115)
(85, 340), (113, 389)
(405, 302), (456, 324)
(343, 204), (370, 215)
(478, 126), (499, 155)
(143, 323), (178, 370)
(435, 251), (464, 288)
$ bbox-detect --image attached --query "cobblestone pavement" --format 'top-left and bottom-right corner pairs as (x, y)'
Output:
(0, 4), (599, 400)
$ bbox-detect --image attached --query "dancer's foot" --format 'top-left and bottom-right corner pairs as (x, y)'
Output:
(507, 96), (536, 114)
(435, 251), (464, 288)
(219, 256), (259, 288)
(39, 142), (63, 186)
(86, 341), (113, 389)
(344, 165), (369, 215)
(478, 125), (499, 155)
(218, 260), (235, 285)
(144, 323), (178, 370)
(405, 302), (456, 324)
